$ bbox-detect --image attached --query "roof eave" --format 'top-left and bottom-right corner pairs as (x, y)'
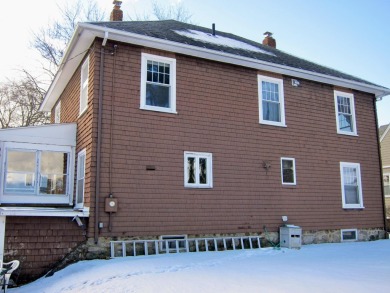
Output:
(40, 22), (390, 112)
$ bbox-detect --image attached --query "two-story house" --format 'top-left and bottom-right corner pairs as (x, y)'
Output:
(1, 2), (389, 283)
(380, 124), (390, 221)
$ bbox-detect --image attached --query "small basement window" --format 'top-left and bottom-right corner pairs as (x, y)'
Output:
(159, 235), (187, 252)
(341, 229), (358, 242)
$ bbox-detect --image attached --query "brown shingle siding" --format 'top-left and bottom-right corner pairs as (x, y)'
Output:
(85, 43), (383, 239)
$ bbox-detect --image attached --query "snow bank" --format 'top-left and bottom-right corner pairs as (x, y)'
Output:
(10, 240), (390, 293)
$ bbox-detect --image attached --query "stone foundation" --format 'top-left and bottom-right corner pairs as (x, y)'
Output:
(80, 228), (386, 260)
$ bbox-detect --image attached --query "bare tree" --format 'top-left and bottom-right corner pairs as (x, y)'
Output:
(32, 0), (105, 79)
(0, 71), (50, 128)
(128, 0), (193, 23)
(152, 0), (192, 23)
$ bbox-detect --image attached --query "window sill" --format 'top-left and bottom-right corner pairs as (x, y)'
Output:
(282, 184), (297, 187)
(78, 107), (88, 118)
(259, 121), (287, 128)
(337, 131), (358, 137)
(185, 185), (213, 189)
(140, 106), (177, 114)
(342, 206), (365, 210)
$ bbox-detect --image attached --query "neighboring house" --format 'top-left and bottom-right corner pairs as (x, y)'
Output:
(0, 2), (389, 283)
(380, 123), (390, 219)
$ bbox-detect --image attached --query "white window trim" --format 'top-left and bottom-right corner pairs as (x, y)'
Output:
(54, 101), (61, 123)
(334, 90), (357, 136)
(75, 149), (86, 209)
(0, 142), (74, 205)
(79, 57), (89, 116)
(341, 229), (358, 242)
(258, 75), (286, 127)
(340, 162), (364, 209)
(384, 173), (390, 198)
(140, 53), (177, 114)
(281, 157), (296, 185)
(159, 235), (188, 252)
(184, 152), (213, 188)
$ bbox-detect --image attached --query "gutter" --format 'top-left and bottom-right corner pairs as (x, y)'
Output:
(94, 32), (108, 243)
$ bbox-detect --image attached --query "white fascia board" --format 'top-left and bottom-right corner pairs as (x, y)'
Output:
(0, 123), (77, 146)
(380, 124), (390, 142)
(40, 26), (96, 112)
(41, 23), (390, 112)
(0, 207), (90, 217)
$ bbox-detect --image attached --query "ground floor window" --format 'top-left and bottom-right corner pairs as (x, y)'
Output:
(184, 152), (213, 188)
(75, 149), (86, 208)
(281, 157), (296, 185)
(384, 174), (390, 197)
(340, 162), (363, 209)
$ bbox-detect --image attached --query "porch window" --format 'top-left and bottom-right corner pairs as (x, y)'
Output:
(1, 142), (73, 205)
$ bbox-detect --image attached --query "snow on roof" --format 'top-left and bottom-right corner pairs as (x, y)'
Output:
(174, 29), (276, 56)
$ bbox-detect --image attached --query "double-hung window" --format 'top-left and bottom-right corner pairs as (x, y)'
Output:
(184, 152), (213, 188)
(2, 142), (73, 205)
(340, 162), (363, 209)
(334, 91), (357, 135)
(140, 53), (177, 114)
(258, 75), (285, 127)
(384, 174), (390, 197)
(75, 149), (86, 208)
(54, 101), (61, 123)
(79, 57), (89, 115)
(281, 157), (296, 185)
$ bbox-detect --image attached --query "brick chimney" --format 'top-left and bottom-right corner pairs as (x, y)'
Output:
(110, 0), (123, 21)
(262, 32), (276, 48)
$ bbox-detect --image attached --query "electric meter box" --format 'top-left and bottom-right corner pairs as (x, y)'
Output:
(280, 225), (302, 249)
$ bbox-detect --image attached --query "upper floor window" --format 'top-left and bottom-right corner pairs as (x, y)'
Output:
(334, 91), (357, 135)
(140, 53), (177, 114)
(340, 162), (363, 209)
(1, 142), (73, 205)
(281, 157), (296, 185)
(384, 174), (390, 197)
(80, 57), (89, 115)
(184, 152), (213, 188)
(54, 101), (61, 123)
(258, 75), (285, 127)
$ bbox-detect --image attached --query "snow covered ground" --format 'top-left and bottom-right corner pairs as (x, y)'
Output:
(10, 240), (390, 293)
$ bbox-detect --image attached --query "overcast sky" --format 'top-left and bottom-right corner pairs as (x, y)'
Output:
(1, 0), (389, 125)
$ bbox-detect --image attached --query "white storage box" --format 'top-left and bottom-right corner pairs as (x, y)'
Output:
(280, 225), (302, 249)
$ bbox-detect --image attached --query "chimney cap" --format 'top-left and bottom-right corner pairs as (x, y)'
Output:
(113, 0), (122, 7)
(263, 31), (273, 37)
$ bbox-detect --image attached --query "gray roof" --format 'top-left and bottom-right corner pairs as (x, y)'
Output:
(89, 20), (383, 88)
(379, 124), (389, 137)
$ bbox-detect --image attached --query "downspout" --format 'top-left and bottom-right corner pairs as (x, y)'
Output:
(95, 31), (109, 244)
(374, 97), (388, 234)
